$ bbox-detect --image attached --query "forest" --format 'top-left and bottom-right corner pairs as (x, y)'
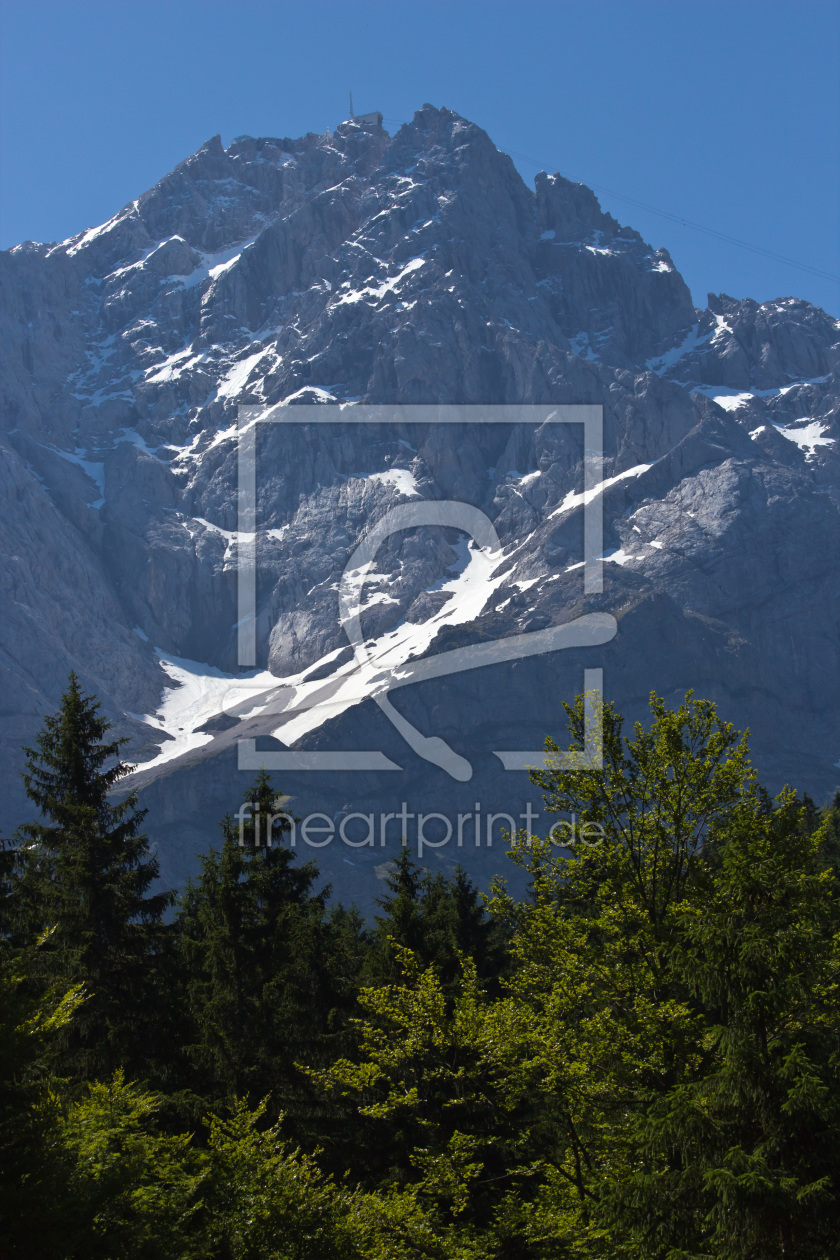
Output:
(1, 676), (839, 1259)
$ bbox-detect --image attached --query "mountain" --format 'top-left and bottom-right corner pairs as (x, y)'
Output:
(2, 104), (838, 903)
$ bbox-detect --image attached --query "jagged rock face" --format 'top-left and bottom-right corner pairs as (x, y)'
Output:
(1, 105), (839, 900)
(667, 293), (840, 391)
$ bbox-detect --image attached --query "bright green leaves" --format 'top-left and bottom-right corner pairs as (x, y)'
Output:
(3, 685), (839, 1258)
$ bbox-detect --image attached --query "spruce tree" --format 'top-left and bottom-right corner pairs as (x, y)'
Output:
(12, 673), (171, 1077)
(817, 789), (840, 877)
(662, 788), (840, 1258)
(370, 850), (503, 990)
(176, 771), (334, 1132)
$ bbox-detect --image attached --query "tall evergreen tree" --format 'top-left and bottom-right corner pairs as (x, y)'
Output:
(369, 850), (504, 991)
(656, 787), (840, 1258)
(11, 673), (171, 1077)
(175, 771), (337, 1134)
(817, 789), (840, 877)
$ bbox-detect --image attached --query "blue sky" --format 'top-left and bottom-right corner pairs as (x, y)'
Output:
(1, 0), (838, 314)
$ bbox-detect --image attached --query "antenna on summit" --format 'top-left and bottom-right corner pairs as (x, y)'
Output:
(342, 96), (383, 129)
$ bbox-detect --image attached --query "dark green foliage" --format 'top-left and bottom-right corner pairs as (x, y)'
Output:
(2, 679), (839, 1257)
(369, 849), (506, 992)
(8, 674), (170, 1078)
(2, 1066), (358, 1259)
(0, 943), (85, 1253)
(171, 768), (375, 1159)
(816, 789), (840, 877)
(661, 789), (840, 1258)
(174, 771), (332, 1114)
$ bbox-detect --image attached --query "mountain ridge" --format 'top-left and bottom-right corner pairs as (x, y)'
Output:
(2, 104), (838, 900)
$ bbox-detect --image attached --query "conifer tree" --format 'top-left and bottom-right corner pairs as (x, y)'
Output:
(11, 674), (170, 1077)
(817, 789), (840, 876)
(370, 850), (503, 990)
(371, 848), (425, 967)
(657, 788), (840, 1258)
(176, 771), (334, 1131)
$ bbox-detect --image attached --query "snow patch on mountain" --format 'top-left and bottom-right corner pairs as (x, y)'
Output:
(335, 256), (426, 306)
(774, 421), (835, 456)
(549, 464), (653, 518)
(364, 469), (421, 497)
(130, 653), (278, 770)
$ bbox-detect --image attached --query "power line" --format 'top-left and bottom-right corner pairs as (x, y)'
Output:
(381, 120), (840, 288)
(505, 146), (840, 287)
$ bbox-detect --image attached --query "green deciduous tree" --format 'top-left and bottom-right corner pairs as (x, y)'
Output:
(493, 691), (840, 1257)
(322, 693), (840, 1257)
(0, 940), (85, 1254)
(312, 949), (546, 1254)
(5, 1070), (358, 1260)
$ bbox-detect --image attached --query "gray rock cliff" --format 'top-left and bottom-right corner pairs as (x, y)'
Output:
(2, 105), (838, 903)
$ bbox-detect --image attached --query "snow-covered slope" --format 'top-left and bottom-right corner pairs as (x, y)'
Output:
(2, 105), (839, 899)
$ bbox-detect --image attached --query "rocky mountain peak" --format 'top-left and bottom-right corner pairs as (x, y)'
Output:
(535, 169), (622, 242)
(1, 105), (838, 899)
